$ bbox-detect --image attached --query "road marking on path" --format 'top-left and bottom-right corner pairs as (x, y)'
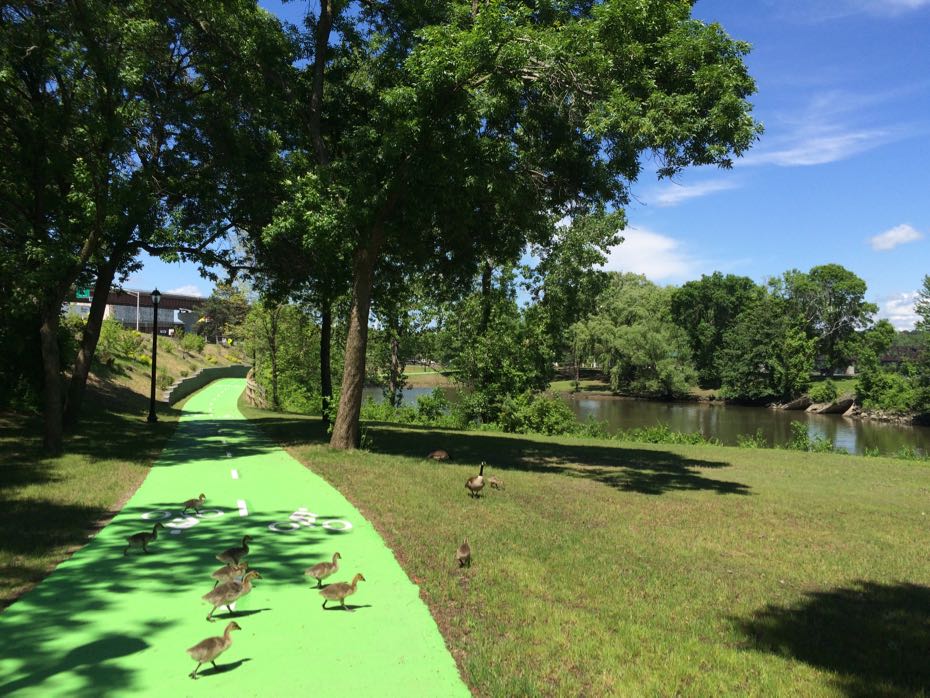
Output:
(237, 499), (248, 517)
(231, 469), (239, 480)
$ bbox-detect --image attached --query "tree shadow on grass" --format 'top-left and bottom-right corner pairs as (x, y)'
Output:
(242, 410), (750, 497)
(734, 581), (930, 697)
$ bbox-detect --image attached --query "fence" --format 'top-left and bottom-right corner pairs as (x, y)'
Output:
(244, 368), (269, 409)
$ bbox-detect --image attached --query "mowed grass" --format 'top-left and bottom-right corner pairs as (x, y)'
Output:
(242, 400), (930, 697)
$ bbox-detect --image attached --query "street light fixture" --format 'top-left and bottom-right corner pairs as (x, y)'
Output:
(147, 288), (161, 423)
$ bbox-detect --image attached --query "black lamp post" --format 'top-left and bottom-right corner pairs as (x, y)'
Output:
(147, 288), (161, 423)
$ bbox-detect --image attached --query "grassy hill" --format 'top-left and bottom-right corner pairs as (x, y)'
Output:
(241, 402), (930, 697)
(0, 333), (242, 608)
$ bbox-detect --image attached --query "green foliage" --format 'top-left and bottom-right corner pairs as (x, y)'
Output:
(614, 424), (713, 446)
(156, 370), (174, 391)
(180, 332), (206, 354)
(775, 265), (877, 372)
(97, 319), (144, 366)
(808, 380), (838, 404)
(785, 422), (838, 453)
(719, 295), (815, 401)
(670, 273), (762, 388)
(447, 275), (555, 422)
(737, 429), (768, 449)
(416, 389), (451, 424)
(574, 273), (697, 399)
(498, 392), (580, 436)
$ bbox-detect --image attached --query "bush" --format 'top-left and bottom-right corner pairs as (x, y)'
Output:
(416, 389), (450, 423)
(808, 379), (838, 403)
(498, 392), (579, 435)
(737, 429), (767, 449)
(786, 421), (837, 453)
(180, 332), (206, 354)
(615, 423), (710, 445)
(156, 370), (174, 391)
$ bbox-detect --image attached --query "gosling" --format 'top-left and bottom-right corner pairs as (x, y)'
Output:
(320, 573), (366, 611)
(487, 475), (504, 490)
(305, 552), (341, 589)
(456, 539), (471, 568)
(211, 562), (249, 589)
(203, 570), (262, 622)
(426, 449), (451, 461)
(465, 462), (486, 498)
(216, 535), (252, 566)
(182, 493), (206, 514)
(124, 523), (164, 555)
(187, 621), (241, 679)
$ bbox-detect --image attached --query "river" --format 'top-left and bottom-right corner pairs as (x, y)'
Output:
(361, 387), (930, 456)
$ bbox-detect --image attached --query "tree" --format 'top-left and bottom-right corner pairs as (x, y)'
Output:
(776, 264), (877, 374)
(670, 272), (761, 388)
(914, 275), (930, 414)
(718, 295), (815, 401)
(0, 1), (292, 449)
(286, 1), (761, 449)
(200, 284), (250, 344)
(574, 273), (696, 398)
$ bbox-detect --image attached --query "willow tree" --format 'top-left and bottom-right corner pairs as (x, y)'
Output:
(293, 1), (761, 449)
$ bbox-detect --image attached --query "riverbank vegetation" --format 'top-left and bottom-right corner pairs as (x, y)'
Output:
(242, 399), (930, 696)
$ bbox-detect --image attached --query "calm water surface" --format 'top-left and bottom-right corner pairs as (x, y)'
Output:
(362, 387), (930, 456)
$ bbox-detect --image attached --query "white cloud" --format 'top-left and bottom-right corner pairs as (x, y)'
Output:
(651, 179), (740, 207)
(166, 284), (206, 297)
(869, 223), (925, 251)
(601, 228), (700, 282)
(746, 128), (894, 167)
(879, 291), (920, 330)
(777, 0), (930, 20)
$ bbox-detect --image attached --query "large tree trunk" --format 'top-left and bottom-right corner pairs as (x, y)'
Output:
(330, 235), (382, 449)
(64, 259), (117, 427)
(39, 306), (64, 454)
(320, 302), (333, 428)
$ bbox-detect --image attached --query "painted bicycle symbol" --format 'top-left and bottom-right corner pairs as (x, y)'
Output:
(268, 507), (353, 534)
(141, 508), (224, 534)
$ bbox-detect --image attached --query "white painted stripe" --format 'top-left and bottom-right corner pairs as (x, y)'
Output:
(237, 499), (248, 517)
(170, 529), (182, 535)
(231, 469), (239, 480)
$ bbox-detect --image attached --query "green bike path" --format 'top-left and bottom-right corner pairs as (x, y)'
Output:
(0, 379), (469, 697)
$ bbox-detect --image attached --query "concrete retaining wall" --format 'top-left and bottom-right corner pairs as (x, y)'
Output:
(163, 364), (251, 405)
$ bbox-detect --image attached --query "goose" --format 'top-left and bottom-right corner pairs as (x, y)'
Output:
(187, 621), (241, 678)
(465, 462), (486, 498)
(455, 539), (471, 568)
(211, 562), (249, 589)
(182, 493), (206, 514)
(320, 573), (366, 610)
(487, 475), (504, 490)
(203, 570), (262, 622)
(123, 523), (164, 555)
(305, 552), (341, 588)
(216, 535), (252, 566)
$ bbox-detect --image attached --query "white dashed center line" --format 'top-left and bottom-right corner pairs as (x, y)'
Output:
(237, 499), (248, 517)
(231, 469), (239, 480)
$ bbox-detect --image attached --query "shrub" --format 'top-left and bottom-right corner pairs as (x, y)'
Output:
(416, 389), (450, 423)
(180, 332), (206, 354)
(615, 423), (709, 445)
(786, 421), (837, 453)
(156, 370), (174, 391)
(808, 379), (838, 403)
(737, 429), (768, 449)
(498, 392), (579, 435)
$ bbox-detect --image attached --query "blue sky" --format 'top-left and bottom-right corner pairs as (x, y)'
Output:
(129, 0), (930, 328)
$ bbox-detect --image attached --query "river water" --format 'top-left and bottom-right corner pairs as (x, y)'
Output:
(361, 387), (930, 456)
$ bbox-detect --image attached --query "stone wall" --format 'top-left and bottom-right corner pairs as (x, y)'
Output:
(163, 364), (251, 405)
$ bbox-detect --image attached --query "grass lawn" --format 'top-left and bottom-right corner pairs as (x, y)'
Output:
(404, 365), (456, 388)
(549, 378), (614, 395)
(242, 401), (930, 697)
